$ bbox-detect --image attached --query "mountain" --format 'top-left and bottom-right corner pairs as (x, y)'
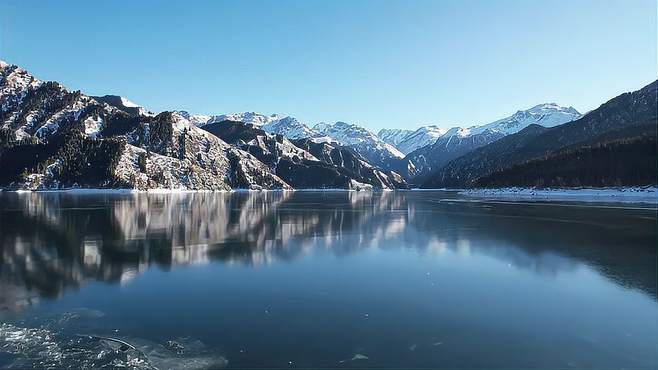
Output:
(291, 138), (407, 189)
(312, 121), (405, 170)
(202, 121), (407, 189)
(181, 111), (319, 139)
(261, 116), (318, 139)
(422, 81), (658, 188)
(406, 128), (505, 179)
(378, 126), (449, 155)
(0, 61), (410, 191)
(211, 111), (280, 126)
(209, 112), (318, 139)
(472, 103), (581, 136)
(92, 95), (153, 117)
(378, 129), (414, 147)
(174, 110), (212, 127)
(395, 125), (448, 155)
(185, 113), (411, 174)
(474, 134), (657, 188)
(0, 60), (290, 190)
(406, 103), (582, 178)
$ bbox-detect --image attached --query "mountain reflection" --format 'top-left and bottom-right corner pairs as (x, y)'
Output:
(0, 191), (655, 311)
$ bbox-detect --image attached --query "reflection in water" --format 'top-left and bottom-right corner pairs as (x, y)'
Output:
(0, 191), (657, 369)
(1, 191), (655, 312)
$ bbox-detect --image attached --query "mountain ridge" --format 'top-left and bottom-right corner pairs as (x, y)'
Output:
(0, 60), (405, 190)
(421, 80), (657, 188)
(404, 103), (582, 177)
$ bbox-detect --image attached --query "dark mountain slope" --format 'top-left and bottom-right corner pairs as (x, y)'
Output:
(91, 95), (150, 117)
(292, 138), (407, 189)
(405, 103), (581, 178)
(475, 135), (657, 188)
(422, 80), (658, 188)
(203, 121), (407, 189)
(406, 129), (505, 178)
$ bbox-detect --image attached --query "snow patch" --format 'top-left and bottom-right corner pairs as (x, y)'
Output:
(459, 187), (658, 204)
(120, 96), (139, 108)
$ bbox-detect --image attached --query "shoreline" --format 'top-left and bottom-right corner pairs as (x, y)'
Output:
(459, 187), (658, 204)
(2, 186), (657, 204)
(1, 187), (389, 194)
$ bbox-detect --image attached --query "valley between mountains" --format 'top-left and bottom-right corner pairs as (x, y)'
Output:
(0, 60), (655, 191)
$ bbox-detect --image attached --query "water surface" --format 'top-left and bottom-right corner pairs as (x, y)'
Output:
(0, 191), (656, 369)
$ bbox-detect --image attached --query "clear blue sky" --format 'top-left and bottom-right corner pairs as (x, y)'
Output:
(1, 0), (655, 131)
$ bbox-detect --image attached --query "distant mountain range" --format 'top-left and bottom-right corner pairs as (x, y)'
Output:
(0, 59), (655, 190)
(378, 126), (447, 155)
(404, 103), (583, 177)
(421, 81), (657, 188)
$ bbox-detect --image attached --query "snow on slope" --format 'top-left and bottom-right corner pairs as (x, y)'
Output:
(404, 103), (583, 177)
(313, 121), (404, 158)
(211, 112), (281, 126)
(460, 187), (658, 204)
(378, 129), (414, 147)
(0, 62), (128, 141)
(391, 125), (447, 155)
(443, 103), (582, 140)
(175, 110), (212, 127)
(188, 111), (319, 139)
(471, 103), (581, 135)
(262, 116), (317, 139)
(120, 97), (139, 108)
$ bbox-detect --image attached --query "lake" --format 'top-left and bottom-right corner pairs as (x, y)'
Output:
(0, 191), (656, 369)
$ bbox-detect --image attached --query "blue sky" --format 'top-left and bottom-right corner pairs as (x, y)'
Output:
(1, 0), (655, 131)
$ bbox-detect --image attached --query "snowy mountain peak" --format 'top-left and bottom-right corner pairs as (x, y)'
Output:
(313, 121), (377, 145)
(183, 111), (317, 140)
(262, 116), (318, 139)
(212, 112), (282, 126)
(475, 102), (581, 136)
(174, 110), (212, 127)
(378, 128), (414, 147)
(313, 121), (404, 159)
(434, 103), (582, 141)
(379, 125), (449, 155)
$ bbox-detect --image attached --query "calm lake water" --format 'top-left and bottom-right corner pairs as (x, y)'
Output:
(0, 191), (656, 369)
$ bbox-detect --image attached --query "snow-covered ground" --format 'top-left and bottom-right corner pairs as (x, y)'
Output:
(459, 187), (658, 204)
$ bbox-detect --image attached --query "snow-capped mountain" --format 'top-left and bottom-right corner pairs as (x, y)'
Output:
(190, 113), (409, 173)
(313, 121), (405, 170)
(261, 116), (318, 139)
(422, 82), (657, 188)
(0, 60), (406, 190)
(0, 60), (122, 141)
(174, 110), (212, 127)
(211, 111), (281, 126)
(405, 103), (582, 177)
(379, 125), (448, 155)
(0, 61), (288, 190)
(378, 129), (414, 147)
(313, 121), (404, 157)
(189, 111), (319, 139)
(203, 121), (407, 189)
(469, 103), (581, 136)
